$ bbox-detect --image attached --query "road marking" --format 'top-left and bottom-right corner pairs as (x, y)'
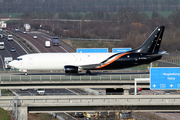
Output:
(60, 46), (68, 53)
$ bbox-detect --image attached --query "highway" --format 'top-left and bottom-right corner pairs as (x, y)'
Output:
(10, 89), (84, 96)
(0, 34), (27, 70)
(16, 31), (74, 53)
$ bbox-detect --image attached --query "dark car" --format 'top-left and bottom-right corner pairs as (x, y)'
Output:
(11, 47), (16, 52)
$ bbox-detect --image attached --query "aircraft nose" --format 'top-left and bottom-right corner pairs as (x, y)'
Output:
(8, 61), (14, 68)
(8, 61), (18, 69)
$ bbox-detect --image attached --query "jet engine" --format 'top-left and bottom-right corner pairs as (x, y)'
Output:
(64, 65), (78, 74)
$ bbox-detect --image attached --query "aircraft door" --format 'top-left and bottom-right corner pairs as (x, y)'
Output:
(28, 56), (33, 65)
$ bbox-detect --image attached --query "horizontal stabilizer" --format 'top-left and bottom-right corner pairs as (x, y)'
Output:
(158, 51), (167, 54)
(146, 51), (167, 57)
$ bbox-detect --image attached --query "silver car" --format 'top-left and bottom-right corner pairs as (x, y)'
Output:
(11, 47), (16, 52)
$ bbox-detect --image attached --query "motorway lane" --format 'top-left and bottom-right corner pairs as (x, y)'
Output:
(11, 89), (77, 96)
(15, 31), (74, 53)
(38, 32), (75, 52)
(0, 37), (27, 69)
(155, 112), (180, 120)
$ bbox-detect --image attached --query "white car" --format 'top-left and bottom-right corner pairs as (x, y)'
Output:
(37, 89), (45, 95)
(15, 28), (19, 31)
(23, 31), (27, 34)
(20, 88), (28, 91)
(7, 35), (13, 41)
(33, 35), (37, 39)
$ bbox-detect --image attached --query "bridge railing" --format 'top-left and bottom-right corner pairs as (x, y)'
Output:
(0, 95), (180, 105)
(0, 74), (149, 82)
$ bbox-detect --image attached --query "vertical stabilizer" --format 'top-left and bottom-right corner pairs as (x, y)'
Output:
(132, 26), (165, 54)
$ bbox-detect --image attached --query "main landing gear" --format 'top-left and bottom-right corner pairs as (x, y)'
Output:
(86, 70), (91, 75)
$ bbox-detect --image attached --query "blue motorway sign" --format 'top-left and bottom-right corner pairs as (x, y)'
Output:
(150, 68), (180, 89)
(112, 48), (131, 53)
(77, 48), (108, 53)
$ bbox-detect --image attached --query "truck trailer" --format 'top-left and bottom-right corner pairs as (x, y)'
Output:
(24, 24), (31, 32)
(4, 57), (13, 69)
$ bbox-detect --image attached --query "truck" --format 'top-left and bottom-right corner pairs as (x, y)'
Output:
(51, 36), (59, 46)
(0, 42), (4, 49)
(1, 23), (6, 29)
(45, 41), (50, 47)
(4, 57), (13, 69)
(24, 24), (31, 32)
(7, 35), (13, 41)
(0, 21), (6, 29)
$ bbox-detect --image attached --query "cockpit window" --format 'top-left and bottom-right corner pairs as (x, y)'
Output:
(16, 58), (22, 61)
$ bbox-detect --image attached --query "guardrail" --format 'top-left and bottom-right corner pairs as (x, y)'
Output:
(1, 95), (180, 106)
(0, 74), (149, 82)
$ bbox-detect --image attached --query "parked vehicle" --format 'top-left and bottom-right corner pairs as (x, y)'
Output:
(0, 42), (4, 49)
(115, 112), (133, 120)
(83, 112), (98, 119)
(45, 41), (50, 47)
(51, 36), (59, 46)
(73, 112), (84, 117)
(4, 57), (13, 69)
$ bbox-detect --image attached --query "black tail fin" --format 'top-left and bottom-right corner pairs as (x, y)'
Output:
(132, 26), (165, 54)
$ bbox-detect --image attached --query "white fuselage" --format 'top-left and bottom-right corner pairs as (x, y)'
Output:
(9, 53), (115, 71)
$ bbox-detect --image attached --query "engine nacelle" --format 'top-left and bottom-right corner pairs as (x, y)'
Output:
(64, 65), (78, 74)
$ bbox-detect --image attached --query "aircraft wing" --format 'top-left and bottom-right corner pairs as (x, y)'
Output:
(79, 63), (101, 70)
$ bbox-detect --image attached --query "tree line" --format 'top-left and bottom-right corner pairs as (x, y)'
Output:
(0, 0), (180, 13)
(7, 8), (180, 52)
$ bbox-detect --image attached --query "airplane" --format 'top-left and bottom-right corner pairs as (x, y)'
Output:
(9, 26), (165, 75)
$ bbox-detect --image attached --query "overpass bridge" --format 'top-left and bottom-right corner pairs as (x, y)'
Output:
(1, 95), (180, 120)
(0, 74), (150, 89)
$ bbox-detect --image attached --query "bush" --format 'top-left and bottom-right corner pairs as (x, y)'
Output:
(0, 108), (11, 120)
